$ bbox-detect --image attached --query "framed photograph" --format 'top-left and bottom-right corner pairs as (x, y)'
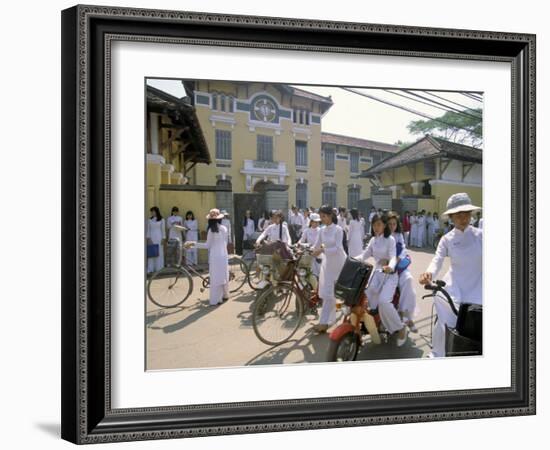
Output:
(61, 4), (536, 444)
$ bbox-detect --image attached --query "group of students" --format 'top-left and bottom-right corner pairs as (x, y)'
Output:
(147, 193), (483, 358)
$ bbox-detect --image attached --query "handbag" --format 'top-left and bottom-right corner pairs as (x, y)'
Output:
(396, 255), (411, 274)
(147, 243), (159, 258)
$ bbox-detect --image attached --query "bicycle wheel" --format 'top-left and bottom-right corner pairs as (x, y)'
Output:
(228, 257), (248, 293)
(147, 266), (193, 308)
(247, 259), (263, 290)
(252, 283), (304, 346)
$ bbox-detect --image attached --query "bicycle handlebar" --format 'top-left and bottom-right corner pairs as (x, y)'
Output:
(422, 280), (459, 316)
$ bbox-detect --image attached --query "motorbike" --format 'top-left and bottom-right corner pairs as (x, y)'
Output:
(422, 280), (482, 357)
(327, 258), (401, 362)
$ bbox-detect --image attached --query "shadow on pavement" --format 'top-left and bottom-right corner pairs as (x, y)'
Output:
(246, 328), (331, 366)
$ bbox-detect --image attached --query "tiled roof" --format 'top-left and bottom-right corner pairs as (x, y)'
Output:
(361, 135), (482, 176)
(321, 132), (400, 154)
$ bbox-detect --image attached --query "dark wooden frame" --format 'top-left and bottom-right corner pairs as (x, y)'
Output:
(61, 4), (536, 444)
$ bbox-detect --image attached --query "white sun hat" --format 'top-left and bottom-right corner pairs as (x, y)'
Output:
(310, 213), (321, 222)
(442, 193), (481, 217)
(205, 208), (225, 220)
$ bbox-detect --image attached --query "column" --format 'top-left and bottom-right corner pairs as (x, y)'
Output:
(149, 113), (160, 155)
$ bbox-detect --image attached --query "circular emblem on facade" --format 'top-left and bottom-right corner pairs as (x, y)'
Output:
(252, 97), (277, 122)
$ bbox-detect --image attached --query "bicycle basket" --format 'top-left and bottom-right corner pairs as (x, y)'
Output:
(335, 257), (373, 306)
(445, 325), (482, 357)
(298, 253), (313, 268)
(165, 239), (182, 267)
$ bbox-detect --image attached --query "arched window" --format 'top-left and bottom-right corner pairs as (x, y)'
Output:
(347, 187), (361, 209)
(322, 185), (337, 207)
(211, 93), (218, 110)
(296, 183), (308, 210)
(228, 96), (234, 113)
(220, 94), (226, 112)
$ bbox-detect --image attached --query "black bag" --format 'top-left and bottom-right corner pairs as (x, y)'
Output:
(445, 325), (482, 357)
(242, 239), (255, 250)
(455, 303), (482, 342)
(335, 257), (372, 306)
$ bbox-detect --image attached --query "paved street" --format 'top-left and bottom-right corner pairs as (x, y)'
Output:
(146, 247), (450, 370)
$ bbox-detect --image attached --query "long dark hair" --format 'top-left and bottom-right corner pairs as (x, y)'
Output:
(386, 211), (402, 233)
(185, 210), (194, 220)
(207, 218), (221, 233)
(150, 206), (162, 221)
(243, 211), (252, 227)
(350, 208), (359, 221)
(370, 214), (391, 238)
(319, 204), (337, 225)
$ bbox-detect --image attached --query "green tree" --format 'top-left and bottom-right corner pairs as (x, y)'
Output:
(407, 108), (482, 148)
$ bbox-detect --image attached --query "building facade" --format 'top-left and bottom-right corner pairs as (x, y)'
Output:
(361, 135), (483, 216)
(184, 80), (399, 212)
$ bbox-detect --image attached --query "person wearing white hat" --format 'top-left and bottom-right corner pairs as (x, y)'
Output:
(184, 209), (229, 306)
(419, 193), (483, 357)
(298, 212), (322, 277)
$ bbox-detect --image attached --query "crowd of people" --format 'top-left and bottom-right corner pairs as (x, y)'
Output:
(146, 193), (483, 357)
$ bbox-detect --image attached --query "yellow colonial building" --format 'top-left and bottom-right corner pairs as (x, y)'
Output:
(360, 135), (482, 216)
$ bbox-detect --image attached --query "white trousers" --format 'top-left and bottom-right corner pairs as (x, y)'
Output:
(397, 269), (417, 321)
(365, 272), (403, 333)
(319, 295), (336, 325)
(209, 283), (229, 306)
(432, 294), (459, 357)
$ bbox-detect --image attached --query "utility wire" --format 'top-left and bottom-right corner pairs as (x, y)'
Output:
(383, 89), (460, 116)
(423, 91), (482, 113)
(403, 90), (482, 120)
(341, 87), (477, 133)
(386, 89), (481, 120)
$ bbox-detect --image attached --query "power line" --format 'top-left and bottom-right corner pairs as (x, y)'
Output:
(402, 90), (482, 120)
(341, 87), (477, 134)
(383, 89), (458, 115)
(424, 91), (482, 113)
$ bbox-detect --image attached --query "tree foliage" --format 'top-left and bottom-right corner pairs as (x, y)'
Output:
(407, 108), (483, 148)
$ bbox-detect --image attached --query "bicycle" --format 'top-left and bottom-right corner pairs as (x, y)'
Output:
(251, 243), (320, 346)
(147, 238), (248, 308)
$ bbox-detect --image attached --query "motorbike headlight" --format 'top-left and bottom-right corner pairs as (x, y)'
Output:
(298, 268), (307, 277)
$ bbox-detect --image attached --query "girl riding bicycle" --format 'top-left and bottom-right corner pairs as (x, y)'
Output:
(419, 193), (483, 358)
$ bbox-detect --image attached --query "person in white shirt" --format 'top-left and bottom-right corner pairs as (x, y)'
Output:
(258, 211), (271, 232)
(354, 214), (408, 346)
(288, 205), (304, 241)
(419, 193), (483, 358)
(220, 210), (233, 254)
(302, 208), (311, 229)
(298, 212), (322, 277)
(243, 210), (256, 241)
(255, 210), (291, 246)
(183, 211), (199, 266)
(410, 212), (418, 247)
(347, 208), (365, 257)
(426, 212), (435, 248)
(387, 212), (418, 332)
(146, 206), (166, 274)
(184, 209), (229, 306)
(311, 205), (347, 333)
(416, 211), (426, 248)
(166, 206), (184, 242)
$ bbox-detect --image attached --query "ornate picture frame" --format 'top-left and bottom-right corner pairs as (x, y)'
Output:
(61, 5), (536, 444)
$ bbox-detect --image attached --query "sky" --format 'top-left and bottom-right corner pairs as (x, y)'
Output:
(146, 78), (482, 145)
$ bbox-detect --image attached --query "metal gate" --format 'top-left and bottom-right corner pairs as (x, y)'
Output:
(233, 193), (266, 254)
